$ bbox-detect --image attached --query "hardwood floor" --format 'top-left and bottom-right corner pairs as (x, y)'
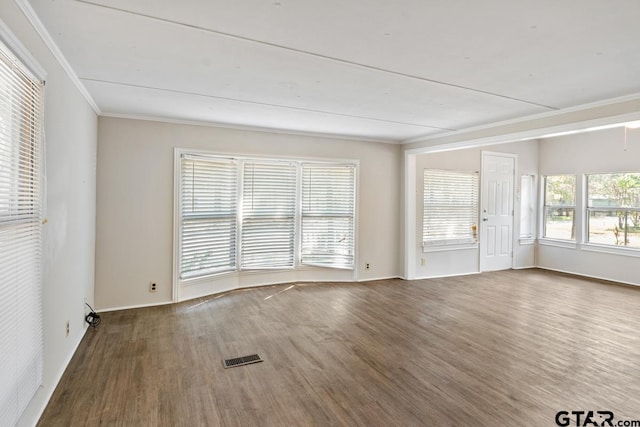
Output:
(39, 269), (640, 426)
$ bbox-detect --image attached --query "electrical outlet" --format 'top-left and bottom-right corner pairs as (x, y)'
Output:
(65, 320), (70, 337)
(421, 257), (426, 266)
(365, 263), (370, 270)
(150, 282), (157, 293)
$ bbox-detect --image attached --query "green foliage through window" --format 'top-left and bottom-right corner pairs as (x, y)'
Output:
(543, 175), (576, 240)
(587, 173), (640, 248)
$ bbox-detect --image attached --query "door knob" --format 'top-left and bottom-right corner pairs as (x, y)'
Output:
(483, 217), (488, 221)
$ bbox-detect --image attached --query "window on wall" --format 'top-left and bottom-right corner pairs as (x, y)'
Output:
(179, 155), (238, 278)
(543, 175), (576, 240)
(301, 163), (356, 268)
(241, 161), (297, 269)
(0, 41), (44, 426)
(423, 169), (479, 247)
(519, 174), (535, 239)
(177, 152), (356, 279)
(586, 173), (640, 248)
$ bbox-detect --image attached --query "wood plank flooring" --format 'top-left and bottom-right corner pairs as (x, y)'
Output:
(39, 269), (640, 426)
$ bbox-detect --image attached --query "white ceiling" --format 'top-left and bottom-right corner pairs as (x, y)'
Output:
(28, 0), (640, 143)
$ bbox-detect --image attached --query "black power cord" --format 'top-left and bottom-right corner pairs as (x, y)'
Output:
(85, 302), (101, 329)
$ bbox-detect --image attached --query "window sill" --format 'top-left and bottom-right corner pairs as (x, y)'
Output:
(581, 243), (640, 258)
(538, 238), (577, 249)
(422, 243), (478, 253)
(180, 269), (236, 286)
(179, 264), (353, 287)
(519, 237), (536, 245)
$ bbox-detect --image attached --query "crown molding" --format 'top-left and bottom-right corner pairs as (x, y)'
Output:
(14, 0), (101, 114)
(100, 112), (400, 145)
(0, 16), (46, 80)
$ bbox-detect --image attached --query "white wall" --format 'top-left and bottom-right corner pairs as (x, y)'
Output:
(414, 139), (538, 278)
(1, 2), (98, 425)
(538, 127), (640, 285)
(95, 117), (401, 310)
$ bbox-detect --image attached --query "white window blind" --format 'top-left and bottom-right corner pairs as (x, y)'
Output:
(241, 161), (297, 269)
(0, 40), (44, 426)
(301, 163), (355, 268)
(180, 155), (237, 278)
(423, 169), (479, 246)
(519, 174), (535, 239)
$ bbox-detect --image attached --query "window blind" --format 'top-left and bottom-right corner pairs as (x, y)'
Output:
(301, 163), (355, 268)
(241, 161), (297, 269)
(0, 40), (44, 426)
(423, 169), (478, 246)
(519, 175), (535, 239)
(180, 155), (237, 278)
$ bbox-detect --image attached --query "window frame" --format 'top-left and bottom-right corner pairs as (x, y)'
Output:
(542, 174), (577, 242)
(585, 172), (640, 250)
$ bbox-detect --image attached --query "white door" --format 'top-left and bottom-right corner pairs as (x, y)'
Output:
(480, 152), (515, 271)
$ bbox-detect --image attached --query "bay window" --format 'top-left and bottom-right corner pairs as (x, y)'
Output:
(177, 152), (356, 279)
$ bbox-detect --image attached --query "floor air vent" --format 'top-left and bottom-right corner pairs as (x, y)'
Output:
(223, 354), (263, 369)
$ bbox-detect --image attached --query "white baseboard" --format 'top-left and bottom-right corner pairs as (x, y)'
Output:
(356, 276), (402, 282)
(102, 276), (405, 311)
(513, 265), (536, 270)
(536, 266), (640, 287)
(98, 300), (173, 313)
(28, 324), (89, 425)
(412, 271), (481, 280)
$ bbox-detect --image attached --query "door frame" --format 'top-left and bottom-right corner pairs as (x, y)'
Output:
(479, 151), (517, 272)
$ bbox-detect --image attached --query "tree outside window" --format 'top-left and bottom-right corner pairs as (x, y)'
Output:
(543, 175), (576, 240)
(587, 173), (640, 248)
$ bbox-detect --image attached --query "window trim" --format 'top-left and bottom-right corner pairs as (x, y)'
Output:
(581, 241), (640, 257)
(173, 149), (358, 297)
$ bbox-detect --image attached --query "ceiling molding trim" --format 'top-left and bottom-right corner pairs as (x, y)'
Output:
(403, 92), (640, 145)
(81, 77), (446, 130)
(99, 112), (401, 145)
(0, 16), (46, 81)
(15, 0), (101, 114)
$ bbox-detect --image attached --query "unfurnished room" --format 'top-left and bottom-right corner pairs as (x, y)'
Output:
(2, 1), (640, 426)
